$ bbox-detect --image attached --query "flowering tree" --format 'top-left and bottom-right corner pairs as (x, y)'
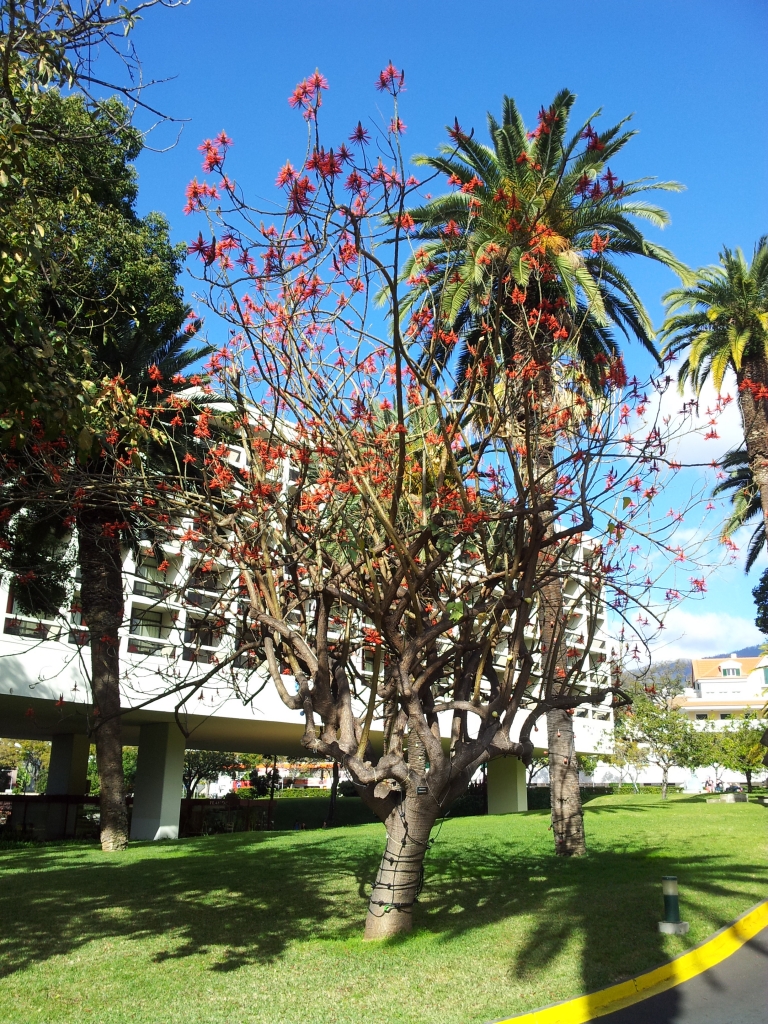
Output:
(164, 66), (732, 937)
(394, 88), (689, 856)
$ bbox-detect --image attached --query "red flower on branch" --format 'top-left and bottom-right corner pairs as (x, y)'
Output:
(349, 121), (370, 146)
(375, 62), (405, 94)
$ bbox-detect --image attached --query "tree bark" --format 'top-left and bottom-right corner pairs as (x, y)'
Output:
(540, 577), (586, 856)
(547, 708), (585, 855)
(745, 769), (752, 793)
(78, 509), (128, 851)
(661, 766), (668, 800)
(363, 796), (437, 940)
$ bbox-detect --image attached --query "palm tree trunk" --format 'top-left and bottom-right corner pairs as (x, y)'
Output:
(541, 577), (586, 856)
(547, 708), (585, 854)
(738, 360), (768, 542)
(78, 508), (128, 851)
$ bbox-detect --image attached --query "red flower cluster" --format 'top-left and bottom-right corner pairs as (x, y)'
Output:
(739, 379), (768, 401)
(288, 70), (329, 119)
(184, 179), (220, 215)
(375, 62), (405, 95)
(582, 124), (604, 152)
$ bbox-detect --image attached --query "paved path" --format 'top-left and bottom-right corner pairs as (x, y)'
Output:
(596, 923), (768, 1024)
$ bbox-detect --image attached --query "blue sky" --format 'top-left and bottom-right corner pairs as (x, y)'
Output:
(112, 0), (766, 657)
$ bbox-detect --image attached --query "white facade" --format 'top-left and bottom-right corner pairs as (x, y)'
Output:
(678, 653), (767, 726)
(1, 511), (614, 834)
(590, 653), (768, 791)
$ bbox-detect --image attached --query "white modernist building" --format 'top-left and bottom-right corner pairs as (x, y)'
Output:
(1, 486), (614, 838)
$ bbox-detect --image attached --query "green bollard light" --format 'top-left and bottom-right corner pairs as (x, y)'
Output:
(658, 876), (689, 935)
(662, 876), (681, 923)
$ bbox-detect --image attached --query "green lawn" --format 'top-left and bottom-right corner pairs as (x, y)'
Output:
(0, 795), (765, 1024)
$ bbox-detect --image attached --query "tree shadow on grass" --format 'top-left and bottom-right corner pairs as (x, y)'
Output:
(0, 829), (382, 976)
(417, 805), (767, 1022)
(0, 806), (765, 1023)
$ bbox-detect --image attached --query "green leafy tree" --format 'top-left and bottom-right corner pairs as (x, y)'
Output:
(182, 750), (240, 799)
(0, 90), (206, 851)
(398, 89), (688, 855)
(694, 728), (729, 789)
(0, 738), (50, 791)
(620, 661), (698, 798)
(719, 716), (766, 792)
(0, 0), (187, 442)
(662, 238), (768, 547)
(606, 734), (647, 791)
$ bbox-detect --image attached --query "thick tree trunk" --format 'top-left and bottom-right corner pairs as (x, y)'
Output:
(541, 575), (586, 857)
(547, 709), (585, 856)
(78, 509), (128, 851)
(661, 767), (668, 800)
(738, 360), (768, 542)
(363, 796), (437, 940)
(745, 769), (752, 793)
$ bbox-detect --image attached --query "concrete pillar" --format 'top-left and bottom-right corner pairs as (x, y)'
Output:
(487, 756), (528, 814)
(47, 733), (90, 794)
(45, 733), (90, 839)
(130, 722), (185, 840)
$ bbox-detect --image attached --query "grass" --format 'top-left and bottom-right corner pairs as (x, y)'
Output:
(0, 794), (765, 1024)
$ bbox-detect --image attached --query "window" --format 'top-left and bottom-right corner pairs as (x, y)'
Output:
(721, 667), (741, 677)
(3, 587), (59, 640)
(183, 616), (222, 663)
(68, 598), (89, 647)
(186, 566), (226, 610)
(133, 557), (167, 598)
(184, 619), (220, 649)
(129, 609), (171, 655)
(720, 713), (732, 720)
(696, 713), (708, 720)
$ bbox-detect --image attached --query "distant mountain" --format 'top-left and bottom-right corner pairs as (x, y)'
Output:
(712, 645), (763, 659)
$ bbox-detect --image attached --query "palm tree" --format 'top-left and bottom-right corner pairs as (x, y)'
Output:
(398, 89), (688, 389)
(713, 448), (765, 571)
(75, 319), (208, 850)
(662, 239), (768, 540)
(5, 319), (207, 851)
(396, 89), (689, 855)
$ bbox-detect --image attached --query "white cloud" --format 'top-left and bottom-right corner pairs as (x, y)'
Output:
(649, 607), (763, 660)
(654, 376), (743, 467)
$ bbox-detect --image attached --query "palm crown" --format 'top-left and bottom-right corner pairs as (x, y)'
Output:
(397, 89), (689, 389)
(713, 448), (765, 571)
(662, 238), (768, 561)
(661, 238), (768, 393)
